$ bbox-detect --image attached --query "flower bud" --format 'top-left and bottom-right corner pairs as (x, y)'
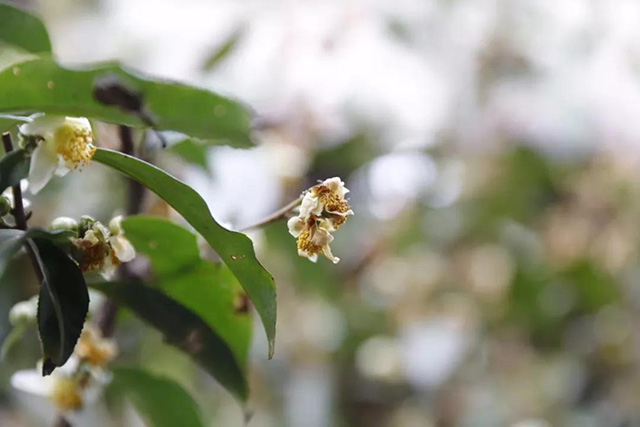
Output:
(9, 296), (38, 326)
(50, 217), (79, 233)
(0, 195), (11, 217)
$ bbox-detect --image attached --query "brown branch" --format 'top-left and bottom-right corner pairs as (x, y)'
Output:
(97, 126), (145, 338)
(239, 195), (303, 232)
(2, 133), (28, 230)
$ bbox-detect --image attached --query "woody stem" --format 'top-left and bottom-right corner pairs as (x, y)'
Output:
(239, 195), (303, 232)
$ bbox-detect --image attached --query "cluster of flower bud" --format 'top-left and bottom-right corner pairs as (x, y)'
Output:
(50, 215), (136, 278)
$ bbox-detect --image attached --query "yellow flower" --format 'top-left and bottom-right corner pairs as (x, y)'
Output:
(20, 115), (95, 194)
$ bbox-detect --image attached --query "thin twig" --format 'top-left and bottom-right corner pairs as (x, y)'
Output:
(2, 133), (28, 230)
(239, 195), (303, 232)
(97, 126), (145, 338)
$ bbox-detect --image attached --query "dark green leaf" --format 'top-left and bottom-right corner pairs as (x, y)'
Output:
(0, 4), (52, 54)
(93, 148), (277, 357)
(0, 149), (29, 194)
(110, 367), (204, 427)
(90, 280), (248, 401)
(201, 27), (245, 71)
(168, 138), (210, 171)
(30, 238), (89, 374)
(0, 57), (253, 146)
(0, 229), (25, 275)
(0, 228), (76, 276)
(122, 216), (251, 367)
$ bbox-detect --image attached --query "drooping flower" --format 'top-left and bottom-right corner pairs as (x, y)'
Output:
(287, 177), (353, 263)
(19, 115), (96, 194)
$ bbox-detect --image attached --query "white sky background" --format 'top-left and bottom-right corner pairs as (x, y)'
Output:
(39, 0), (640, 223)
(25, 2), (640, 423)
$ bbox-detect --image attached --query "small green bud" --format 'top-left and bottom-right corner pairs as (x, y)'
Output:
(78, 215), (96, 237)
(0, 196), (10, 217)
(9, 296), (38, 326)
(50, 216), (79, 233)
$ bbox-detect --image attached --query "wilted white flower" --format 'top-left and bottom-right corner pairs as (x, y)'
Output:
(11, 355), (111, 413)
(287, 177), (353, 263)
(74, 326), (118, 368)
(20, 115), (95, 194)
(72, 216), (136, 277)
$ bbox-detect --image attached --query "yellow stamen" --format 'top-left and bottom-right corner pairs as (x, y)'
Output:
(50, 377), (83, 411)
(75, 329), (116, 367)
(54, 123), (95, 169)
(297, 229), (323, 256)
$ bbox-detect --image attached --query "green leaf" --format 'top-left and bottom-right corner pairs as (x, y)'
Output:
(201, 27), (245, 71)
(0, 4), (52, 54)
(90, 280), (248, 401)
(0, 229), (25, 274)
(0, 57), (253, 146)
(29, 238), (89, 374)
(0, 228), (76, 276)
(93, 148), (277, 357)
(0, 149), (29, 194)
(168, 138), (210, 171)
(122, 216), (251, 367)
(0, 42), (37, 72)
(110, 367), (204, 427)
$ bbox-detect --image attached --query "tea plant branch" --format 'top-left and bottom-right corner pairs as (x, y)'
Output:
(2, 132), (28, 230)
(239, 195), (303, 232)
(96, 125), (145, 338)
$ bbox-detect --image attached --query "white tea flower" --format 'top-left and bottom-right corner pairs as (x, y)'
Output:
(20, 115), (96, 194)
(288, 177), (353, 263)
(71, 216), (136, 278)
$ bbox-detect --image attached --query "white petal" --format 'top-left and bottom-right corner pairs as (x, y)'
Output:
(28, 142), (59, 194)
(287, 216), (305, 237)
(64, 117), (92, 134)
(311, 227), (334, 246)
(19, 115), (64, 139)
(300, 192), (322, 218)
(11, 370), (53, 396)
(110, 235), (136, 262)
(108, 216), (124, 235)
(322, 244), (340, 264)
(298, 249), (318, 263)
(54, 158), (71, 177)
